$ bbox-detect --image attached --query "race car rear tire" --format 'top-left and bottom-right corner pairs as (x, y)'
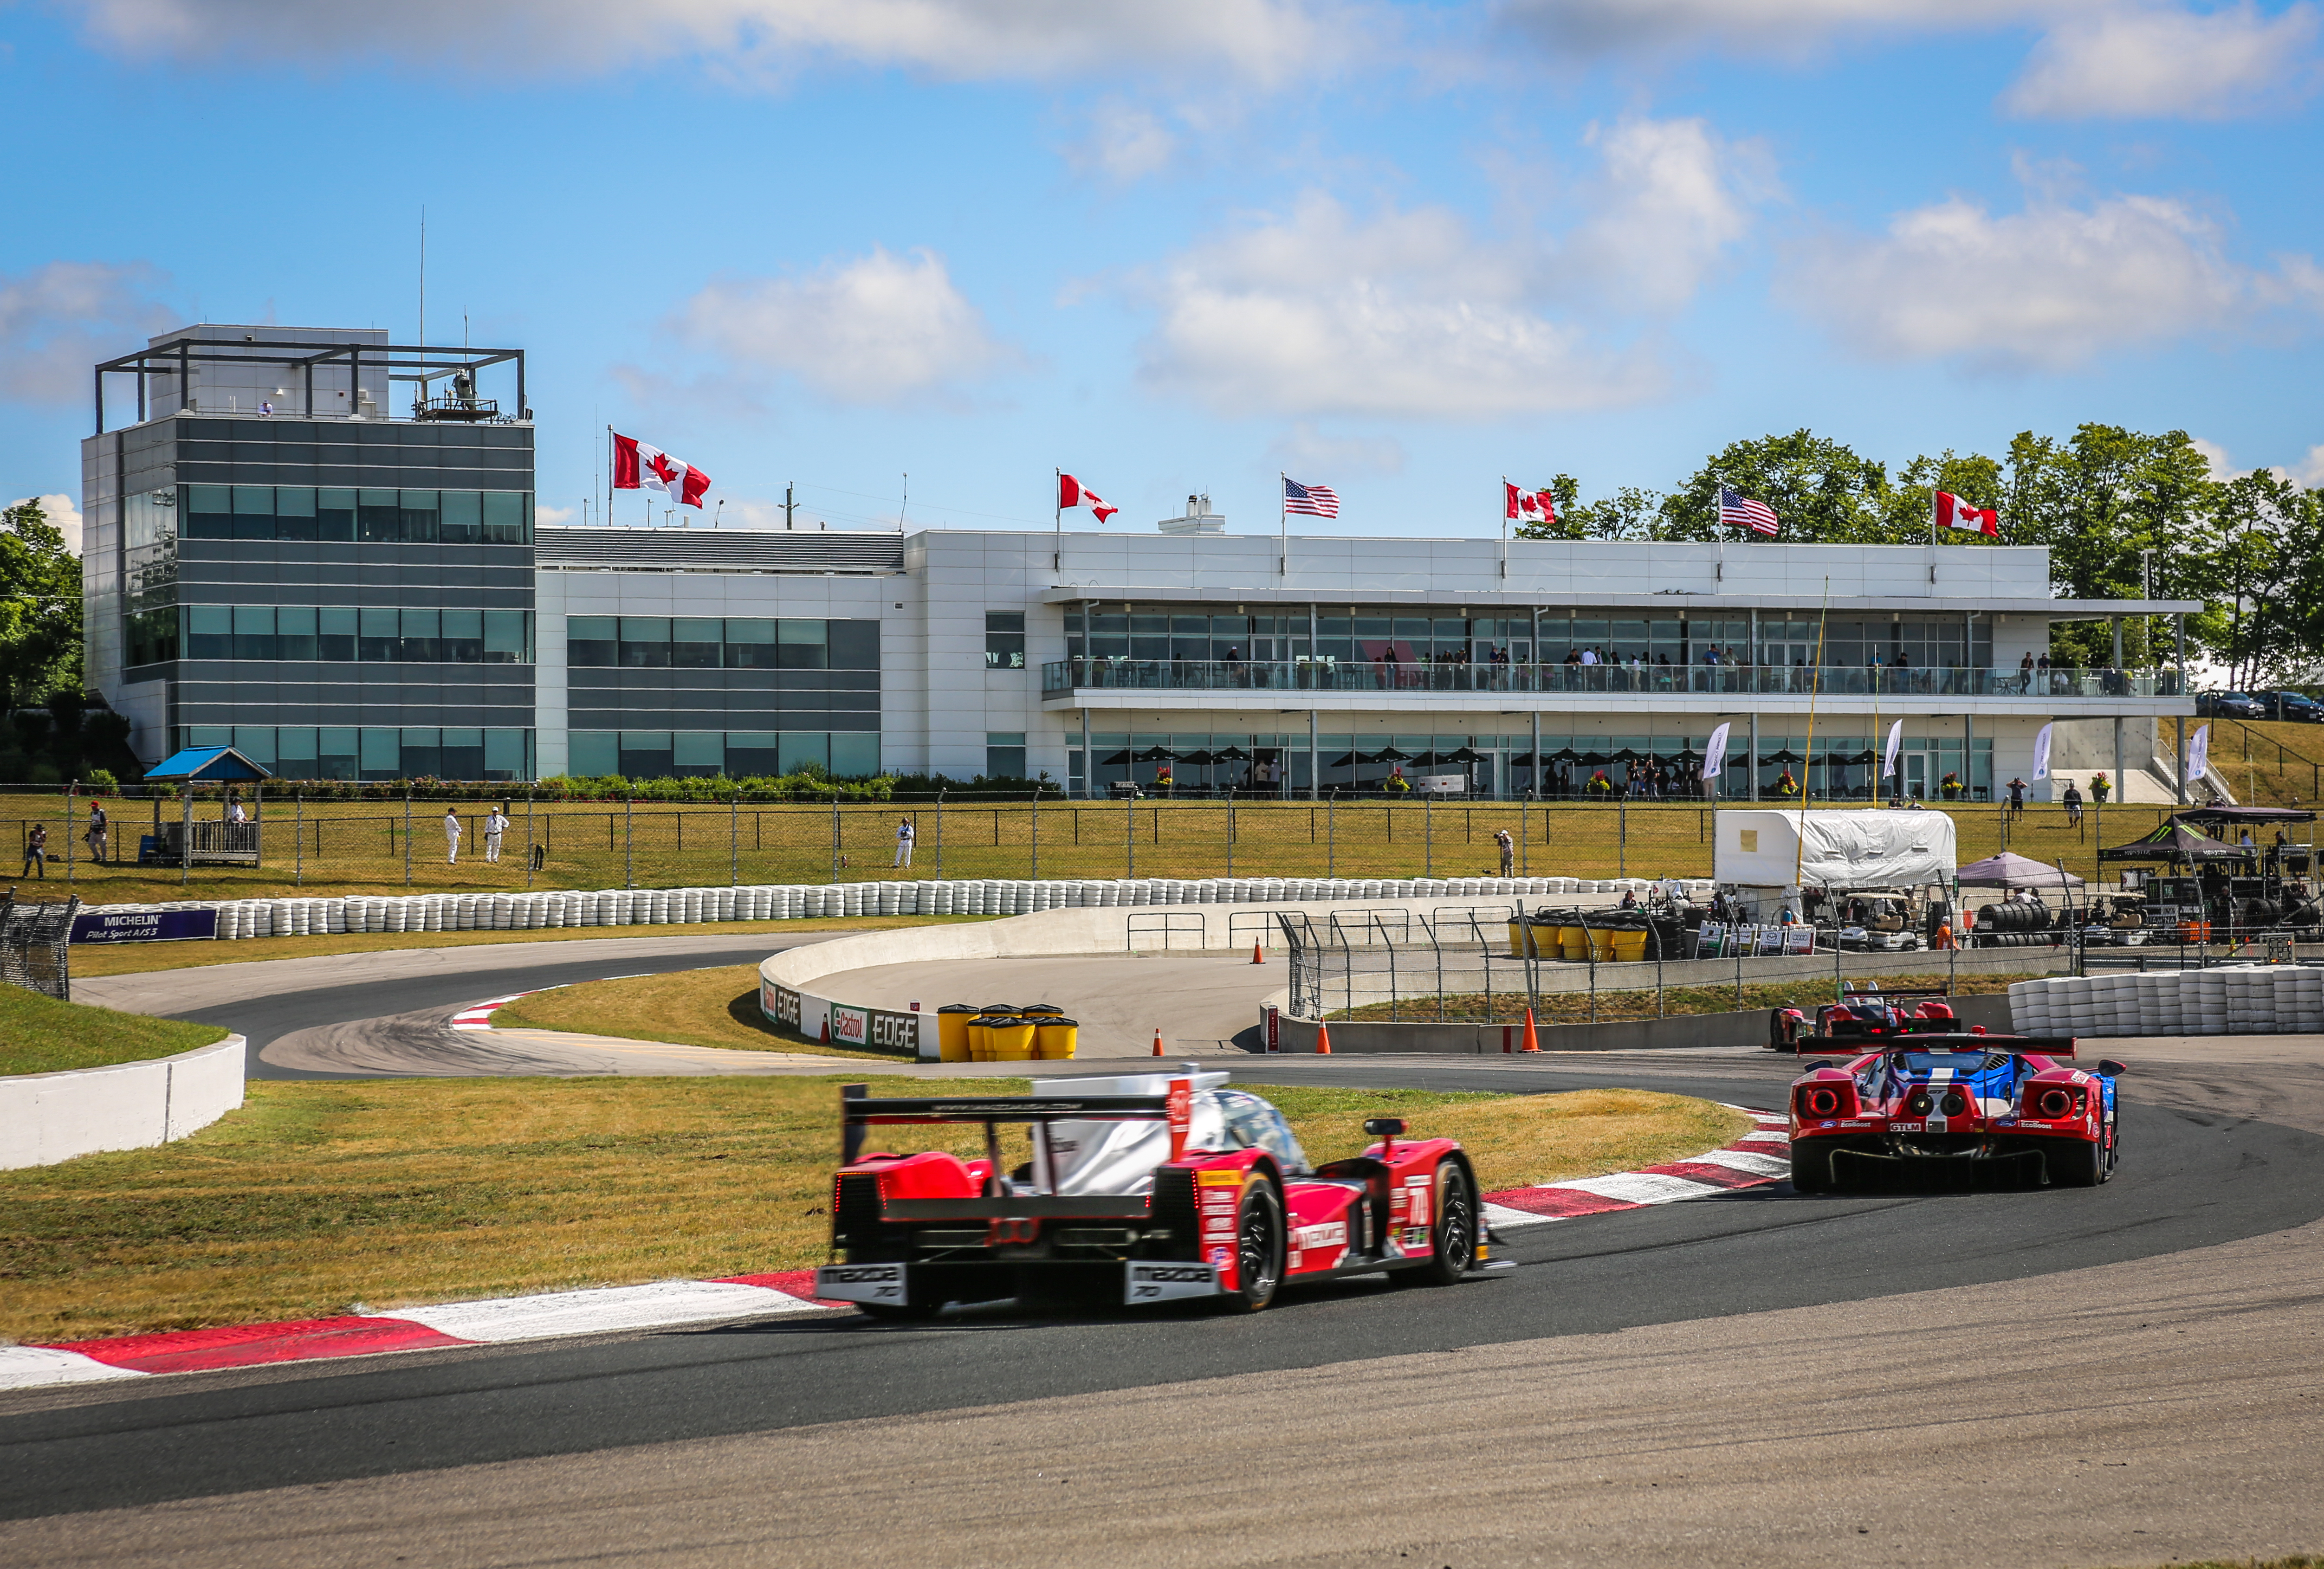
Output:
(1790, 1142), (1834, 1194)
(1229, 1177), (1286, 1313)
(1417, 1161), (1476, 1285)
(2048, 1135), (2103, 1188)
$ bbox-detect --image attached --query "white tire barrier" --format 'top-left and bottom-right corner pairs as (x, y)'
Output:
(2010, 966), (2324, 1037)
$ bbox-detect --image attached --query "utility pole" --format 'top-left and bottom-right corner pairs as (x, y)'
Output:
(784, 483), (795, 530)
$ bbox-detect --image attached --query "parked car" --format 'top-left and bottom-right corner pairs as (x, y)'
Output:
(2254, 690), (2324, 723)
(2197, 691), (2269, 719)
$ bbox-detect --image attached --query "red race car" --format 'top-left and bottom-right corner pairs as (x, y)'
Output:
(1769, 984), (1961, 1050)
(1787, 1026), (2125, 1190)
(813, 1071), (1485, 1317)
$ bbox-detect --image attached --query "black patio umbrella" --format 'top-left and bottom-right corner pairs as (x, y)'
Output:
(1547, 746), (1582, 762)
(1133, 746), (1178, 762)
(1611, 747), (1644, 762)
(1767, 748), (1805, 763)
(1371, 746), (1414, 762)
(1178, 749), (1218, 766)
(1574, 750), (1611, 766)
(1327, 752), (1367, 768)
(1099, 750), (1133, 766)
(1444, 745), (1482, 763)
(1669, 747), (1703, 761)
(1213, 744), (1252, 761)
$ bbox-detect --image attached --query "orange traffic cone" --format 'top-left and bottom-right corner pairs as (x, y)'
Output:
(1519, 1007), (1541, 1052)
(1152, 1027), (1165, 1057)
(1251, 939), (1266, 965)
(1315, 1020), (1333, 1055)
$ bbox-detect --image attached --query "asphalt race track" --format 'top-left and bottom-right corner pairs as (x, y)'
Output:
(12, 938), (2324, 1566)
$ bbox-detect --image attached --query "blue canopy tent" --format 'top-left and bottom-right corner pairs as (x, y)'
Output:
(141, 746), (270, 868)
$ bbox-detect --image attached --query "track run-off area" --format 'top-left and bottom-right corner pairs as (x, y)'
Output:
(6, 932), (2324, 1568)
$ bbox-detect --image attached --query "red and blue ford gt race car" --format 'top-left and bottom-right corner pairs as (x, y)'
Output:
(813, 1071), (1486, 1317)
(1787, 1018), (2125, 1190)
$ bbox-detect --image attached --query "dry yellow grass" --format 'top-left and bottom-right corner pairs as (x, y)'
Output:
(492, 963), (887, 1060)
(0, 1078), (1739, 1343)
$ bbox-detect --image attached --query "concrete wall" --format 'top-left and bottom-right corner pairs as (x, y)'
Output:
(0, 1035), (246, 1170)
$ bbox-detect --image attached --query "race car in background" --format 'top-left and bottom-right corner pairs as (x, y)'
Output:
(1768, 984), (1961, 1050)
(1787, 1029), (2124, 1189)
(814, 1072), (1485, 1318)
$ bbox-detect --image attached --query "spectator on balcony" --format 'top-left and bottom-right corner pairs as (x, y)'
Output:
(1579, 646), (1599, 665)
(2019, 651), (2036, 692)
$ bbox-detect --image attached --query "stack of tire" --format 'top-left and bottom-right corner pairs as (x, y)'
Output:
(1974, 901), (2054, 948)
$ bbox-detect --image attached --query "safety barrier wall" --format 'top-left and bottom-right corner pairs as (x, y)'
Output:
(1263, 993), (2019, 1054)
(2011, 968), (2324, 1037)
(0, 1034), (247, 1170)
(84, 873), (1697, 943)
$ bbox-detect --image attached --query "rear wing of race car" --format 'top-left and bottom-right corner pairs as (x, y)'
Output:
(838, 1083), (1191, 1164)
(1793, 1030), (2075, 1058)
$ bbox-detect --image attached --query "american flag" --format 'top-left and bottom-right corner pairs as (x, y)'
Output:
(1282, 477), (1340, 518)
(1719, 485), (1779, 536)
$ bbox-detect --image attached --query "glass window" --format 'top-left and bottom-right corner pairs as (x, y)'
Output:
(726, 730), (781, 776)
(778, 732), (828, 775)
(357, 489), (401, 542)
(484, 609), (530, 663)
(440, 727), (484, 781)
(318, 726), (359, 781)
(317, 487), (356, 542)
(276, 605), (317, 661)
(618, 730), (674, 779)
(829, 620), (879, 669)
(277, 727), (318, 776)
(319, 607), (357, 661)
(483, 729), (528, 782)
(231, 726), (277, 772)
(438, 490), (483, 543)
(831, 732), (880, 779)
(986, 612), (1026, 633)
(359, 607), (399, 661)
(778, 618), (827, 670)
(985, 610), (1025, 670)
(232, 485), (275, 540)
(185, 484), (232, 538)
(399, 607), (441, 663)
(481, 491), (528, 544)
(986, 731), (1027, 780)
(188, 725), (231, 748)
(672, 731), (724, 776)
(569, 731), (619, 779)
(672, 617), (722, 669)
(400, 726), (442, 780)
(567, 614), (616, 666)
(620, 616), (671, 667)
(185, 604), (232, 659)
(128, 607), (179, 665)
(274, 487), (317, 541)
(398, 490), (439, 543)
(359, 726), (401, 780)
(723, 617), (778, 668)
(441, 608), (484, 662)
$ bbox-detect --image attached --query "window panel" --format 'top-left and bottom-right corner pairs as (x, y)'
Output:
(399, 607), (441, 663)
(359, 727), (401, 779)
(399, 726), (442, 781)
(440, 728), (485, 781)
(185, 484), (232, 538)
(317, 487), (356, 541)
(778, 618), (828, 669)
(778, 732), (828, 774)
(726, 731), (780, 776)
(567, 614), (616, 666)
(357, 489), (401, 542)
(318, 607), (357, 661)
(569, 731), (619, 778)
(185, 605), (232, 659)
(483, 729), (527, 781)
(276, 605), (317, 661)
(441, 608), (484, 662)
(399, 489), (439, 543)
(481, 491), (527, 544)
(231, 485), (275, 542)
(672, 616), (722, 669)
(672, 731), (724, 776)
(358, 607), (399, 661)
(277, 727), (319, 775)
(438, 490), (483, 543)
(723, 617), (778, 668)
(231, 726), (277, 772)
(618, 730), (674, 779)
(831, 733), (880, 779)
(275, 486), (317, 541)
(620, 616), (671, 667)
(484, 609), (530, 663)
(318, 727), (359, 781)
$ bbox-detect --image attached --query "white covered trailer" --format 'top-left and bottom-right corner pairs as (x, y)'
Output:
(1714, 809), (1957, 890)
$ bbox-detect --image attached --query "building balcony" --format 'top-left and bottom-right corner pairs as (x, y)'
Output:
(1042, 657), (2183, 712)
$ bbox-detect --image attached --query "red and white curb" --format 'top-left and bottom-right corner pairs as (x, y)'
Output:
(448, 991), (537, 1032)
(1, 1109), (1793, 1393)
(0, 1271), (838, 1390)
(1479, 1107), (1790, 1227)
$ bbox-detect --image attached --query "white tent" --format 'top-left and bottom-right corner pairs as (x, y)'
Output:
(1714, 808), (1957, 889)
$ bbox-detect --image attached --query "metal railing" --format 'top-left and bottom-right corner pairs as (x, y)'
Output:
(1043, 658), (2176, 701)
(0, 893), (78, 1000)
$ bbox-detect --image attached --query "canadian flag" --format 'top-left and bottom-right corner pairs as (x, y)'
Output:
(1936, 491), (1999, 537)
(1504, 481), (1556, 526)
(613, 433), (712, 509)
(1058, 472), (1118, 524)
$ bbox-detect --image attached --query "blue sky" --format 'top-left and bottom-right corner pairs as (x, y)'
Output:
(4, 0), (2321, 542)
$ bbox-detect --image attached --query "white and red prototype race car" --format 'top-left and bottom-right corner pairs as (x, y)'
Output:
(813, 1072), (1485, 1317)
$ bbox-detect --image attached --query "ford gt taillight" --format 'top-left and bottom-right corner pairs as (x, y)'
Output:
(1905, 1088), (1932, 1116)
(2028, 1085), (2084, 1120)
(1797, 1083), (1853, 1119)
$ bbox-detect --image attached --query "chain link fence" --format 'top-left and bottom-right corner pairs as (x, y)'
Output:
(0, 892), (78, 1000)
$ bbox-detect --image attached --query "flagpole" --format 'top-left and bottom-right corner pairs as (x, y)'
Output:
(1054, 468), (1062, 575)
(1279, 472), (1288, 580)
(1499, 476), (1509, 580)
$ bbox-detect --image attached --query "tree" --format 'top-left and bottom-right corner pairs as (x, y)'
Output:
(1514, 476), (1660, 541)
(0, 498), (81, 707)
(1657, 430), (1894, 543)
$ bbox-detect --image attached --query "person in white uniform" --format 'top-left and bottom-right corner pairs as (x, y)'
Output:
(484, 805), (508, 864)
(893, 816), (915, 867)
(444, 807), (463, 865)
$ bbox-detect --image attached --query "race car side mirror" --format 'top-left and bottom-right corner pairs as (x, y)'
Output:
(1363, 1118), (1407, 1137)
(2097, 1059), (2129, 1078)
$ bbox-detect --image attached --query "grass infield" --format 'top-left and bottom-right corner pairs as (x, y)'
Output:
(1326, 970), (2042, 1025)
(0, 988), (229, 1077)
(492, 962), (890, 1060)
(0, 1078), (1741, 1343)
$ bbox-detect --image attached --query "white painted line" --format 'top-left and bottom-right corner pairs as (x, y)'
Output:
(391, 1279), (822, 1343)
(1545, 1171), (1730, 1206)
(1482, 1201), (1561, 1229)
(1687, 1149), (1793, 1177)
(0, 1347), (149, 1391)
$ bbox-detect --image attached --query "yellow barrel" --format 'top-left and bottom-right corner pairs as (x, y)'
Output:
(1589, 930), (1617, 962)
(990, 1018), (1038, 1061)
(967, 1014), (997, 1062)
(1507, 921), (1528, 958)
(1019, 1003), (1065, 1019)
(1611, 930), (1648, 962)
(1034, 1017), (1079, 1059)
(937, 1003), (979, 1064)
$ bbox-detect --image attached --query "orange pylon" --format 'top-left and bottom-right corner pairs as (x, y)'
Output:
(1315, 1020), (1333, 1055)
(1152, 1027), (1165, 1056)
(1251, 939), (1266, 965)
(1519, 1007), (1541, 1052)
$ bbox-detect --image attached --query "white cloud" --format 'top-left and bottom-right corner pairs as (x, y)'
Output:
(2189, 436), (2236, 478)
(1267, 421), (1407, 478)
(1567, 116), (1773, 311)
(1066, 102), (1180, 183)
(0, 260), (174, 404)
(2005, 2), (2319, 118)
(70, 0), (1355, 84)
(677, 246), (1019, 405)
(9, 494), (84, 555)
(1781, 179), (2315, 369)
(535, 503), (578, 524)
(1495, 0), (2053, 58)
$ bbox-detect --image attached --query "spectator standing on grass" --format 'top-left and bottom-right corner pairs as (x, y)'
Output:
(21, 822), (46, 878)
(484, 803), (508, 864)
(1494, 826), (1515, 876)
(84, 799), (107, 864)
(2063, 781), (2084, 829)
(894, 815), (915, 867)
(2007, 778), (2026, 820)
(444, 807), (462, 865)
